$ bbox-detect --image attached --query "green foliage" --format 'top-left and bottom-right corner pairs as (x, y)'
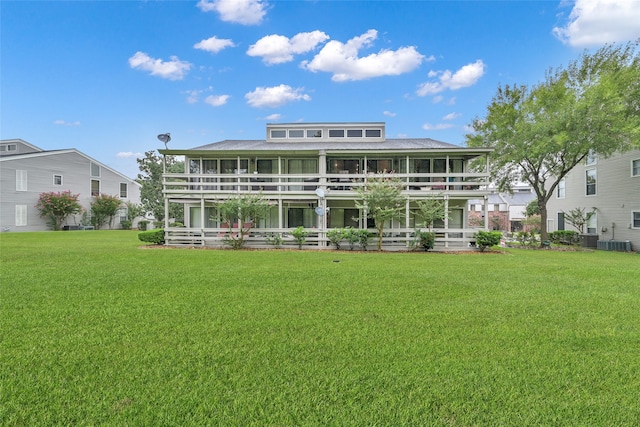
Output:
(524, 199), (540, 217)
(137, 220), (149, 231)
(549, 230), (580, 245)
(355, 173), (407, 251)
(137, 229), (165, 244)
(475, 230), (502, 252)
(136, 150), (183, 221)
(120, 220), (132, 230)
(124, 201), (143, 223)
(411, 230), (436, 251)
(265, 233), (284, 248)
(343, 227), (360, 250)
(357, 229), (373, 251)
(327, 228), (346, 250)
(291, 226), (308, 249)
(415, 197), (448, 231)
(35, 191), (82, 230)
(467, 41), (640, 243)
(515, 231), (539, 247)
(562, 207), (596, 234)
(90, 193), (122, 230)
(216, 193), (270, 249)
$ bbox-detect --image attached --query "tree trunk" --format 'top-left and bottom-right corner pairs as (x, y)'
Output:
(539, 202), (548, 247)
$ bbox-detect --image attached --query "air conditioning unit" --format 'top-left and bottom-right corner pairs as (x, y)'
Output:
(597, 240), (632, 252)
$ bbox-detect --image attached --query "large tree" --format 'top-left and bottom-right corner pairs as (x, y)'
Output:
(136, 151), (184, 222)
(466, 41), (640, 244)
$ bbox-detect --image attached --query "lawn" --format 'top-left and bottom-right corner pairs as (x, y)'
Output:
(1, 231), (639, 426)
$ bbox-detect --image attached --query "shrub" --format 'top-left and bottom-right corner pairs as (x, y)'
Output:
(475, 230), (502, 252)
(357, 229), (373, 251)
(327, 228), (346, 250)
(266, 233), (283, 248)
(516, 231), (539, 247)
(549, 230), (580, 245)
(120, 220), (132, 230)
(137, 229), (164, 245)
(412, 230), (436, 251)
(344, 227), (360, 251)
(90, 194), (122, 230)
(291, 226), (308, 249)
(138, 220), (149, 231)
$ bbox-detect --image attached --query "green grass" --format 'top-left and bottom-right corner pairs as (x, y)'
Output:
(1, 231), (639, 426)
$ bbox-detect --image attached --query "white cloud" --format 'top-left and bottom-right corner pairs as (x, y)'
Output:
(416, 60), (486, 96)
(442, 112), (461, 121)
(245, 84), (311, 108)
(422, 123), (454, 131)
(301, 29), (428, 82)
(128, 51), (191, 80)
(383, 111), (397, 117)
(247, 31), (329, 65)
(204, 94), (230, 107)
(116, 151), (143, 158)
(552, 0), (640, 47)
(194, 36), (236, 53)
(264, 113), (282, 120)
(197, 0), (267, 25)
(53, 120), (80, 126)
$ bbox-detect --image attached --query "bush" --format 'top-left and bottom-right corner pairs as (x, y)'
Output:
(291, 226), (308, 249)
(138, 220), (149, 231)
(35, 191), (82, 231)
(138, 229), (164, 245)
(515, 231), (539, 247)
(327, 228), (346, 250)
(266, 233), (284, 248)
(412, 230), (436, 251)
(344, 227), (360, 250)
(120, 220), (132, 230)
(549, 230), (580, 245)
(475, 230), (502, 252)
(357, 229), (373, 251)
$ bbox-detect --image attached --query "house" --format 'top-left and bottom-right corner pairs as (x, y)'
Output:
(545, 149), (640, 251)
(467, 184), (536, 232)
(159, 122), (493, 249)
(0, 139), (141, 231)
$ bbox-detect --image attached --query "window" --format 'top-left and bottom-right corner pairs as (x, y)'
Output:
(586, 169), (596, 195)
(270, 130), (286, 138)
(120, 183), (128, 198)
(53, 175), (63, 186)
(366, 129), (381, 137)
(633, 212), (640, 229)
(1, 144), (17, 152)
(586, 150), (597, 165)
(329, 129), (345, 138)
(91, 162), (100, 177)
(15, 205), (27, 226)
(558, 212), (565, 230)
(347, 129), (363, 138)
(16, 170), (27, 191)
(91, 179), (100, 196)
(306, 129), (322, 138)
(288, 129), (304, 138)
(557, 178), (565, 199)
(632, 159), (640, 177)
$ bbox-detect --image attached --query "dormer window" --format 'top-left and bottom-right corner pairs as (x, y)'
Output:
(329, 129), (345, 138)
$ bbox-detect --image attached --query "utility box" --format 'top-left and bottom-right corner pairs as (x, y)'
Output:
(580, 234), (599, 248)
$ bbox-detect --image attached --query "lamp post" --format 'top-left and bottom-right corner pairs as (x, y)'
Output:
(157, 133), (171, 231)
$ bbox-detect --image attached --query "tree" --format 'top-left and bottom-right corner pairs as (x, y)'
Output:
(90, 194), (123, 229)
(563, 207), (596, 234)
(35, 191), (82, 230)
(466, 41), (640, 245)
(355, 173), (407, 251)
(136, 151), (183, 222)
(415, 197), (449, 231)
(216, 193), (270, 249)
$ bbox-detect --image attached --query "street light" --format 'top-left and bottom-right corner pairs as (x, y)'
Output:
(157, 133), (171, 149)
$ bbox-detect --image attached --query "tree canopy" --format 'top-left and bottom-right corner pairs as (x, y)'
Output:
(136, 151), (183, 222)
(466, 41), (640, 243)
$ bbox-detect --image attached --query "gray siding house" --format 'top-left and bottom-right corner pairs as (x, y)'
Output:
(0, 139), (141, 231)
(545, 149), (640, 251)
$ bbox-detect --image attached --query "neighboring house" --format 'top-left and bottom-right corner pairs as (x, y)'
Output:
(159, 122), (493, 249)
(0, 139), (141, 231)
(545, 149), (640, 251)
(468, 184), (536, 232)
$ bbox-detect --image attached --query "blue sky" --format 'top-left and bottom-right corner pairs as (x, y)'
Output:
(2, 0), (639, 178)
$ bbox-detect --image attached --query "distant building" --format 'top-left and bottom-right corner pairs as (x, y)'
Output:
(159, 122), (494, 249)
(0, 139), (141, 231)
(467, 184), (536, 232)
(545, 149), (640, 251)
